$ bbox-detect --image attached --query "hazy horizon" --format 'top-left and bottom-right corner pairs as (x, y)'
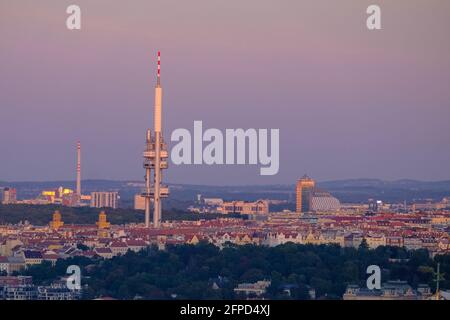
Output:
(2, 177), (450, 187)
(1, 0), (450, 184)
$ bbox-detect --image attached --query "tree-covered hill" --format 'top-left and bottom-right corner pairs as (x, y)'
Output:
(0, 204), (227, 226)
(20, 243), (449, 300)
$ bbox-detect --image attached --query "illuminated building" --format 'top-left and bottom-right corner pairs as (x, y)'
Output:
(96, 211), (110, 237)
(49, 210), (64, 231)
(96, 211), (110, 229)
(40, 187), (75, 205)
(296, 175), (315, 214)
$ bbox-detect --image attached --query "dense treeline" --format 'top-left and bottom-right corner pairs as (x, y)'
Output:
(20, 243), (450, 300)
(0, 204), (233, 225)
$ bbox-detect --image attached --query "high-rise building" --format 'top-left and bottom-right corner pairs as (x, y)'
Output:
(90, 192), (119, 209)
(296, 175), (315, 214)
(1, 187), (17, 204)
(368, 198), (384, 212)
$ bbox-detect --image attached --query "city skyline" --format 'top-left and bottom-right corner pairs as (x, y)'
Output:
(1, 0), (450, 184)
(2, 0), (450, 306)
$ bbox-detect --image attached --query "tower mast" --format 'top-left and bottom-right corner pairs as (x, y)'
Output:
(153, 51), (162, 228)
(144, 130), (152, 227)
(142, 51), (169, 228)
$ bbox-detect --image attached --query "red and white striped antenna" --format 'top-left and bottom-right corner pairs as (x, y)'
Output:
(76, 141), (81, 196)
(157, 51), (161, 86)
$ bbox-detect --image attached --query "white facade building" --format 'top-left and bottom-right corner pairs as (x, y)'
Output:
(90, 192), (119, 209)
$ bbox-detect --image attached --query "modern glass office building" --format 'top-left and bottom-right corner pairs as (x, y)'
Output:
(296, 175), (316, 214)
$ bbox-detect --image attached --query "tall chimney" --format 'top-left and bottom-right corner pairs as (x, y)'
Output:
(76, 141), (81, 196)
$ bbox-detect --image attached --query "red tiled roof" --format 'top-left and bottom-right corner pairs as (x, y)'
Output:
(95, 248), (112, 253)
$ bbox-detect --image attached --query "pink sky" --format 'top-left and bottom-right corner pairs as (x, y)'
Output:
(1, 0), (449, 184)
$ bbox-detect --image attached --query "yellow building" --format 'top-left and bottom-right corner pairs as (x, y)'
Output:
(187, 235), (200, 245)
(96, 211), (111, 237)
(296, 175), (315, 214)
(49, 210), (64, 231)
(365, 235), (387, 249)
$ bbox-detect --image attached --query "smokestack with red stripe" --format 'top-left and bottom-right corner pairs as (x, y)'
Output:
(76, 141), (81, 196)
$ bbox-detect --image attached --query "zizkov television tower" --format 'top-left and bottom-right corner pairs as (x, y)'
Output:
(142, 51), (169, 228)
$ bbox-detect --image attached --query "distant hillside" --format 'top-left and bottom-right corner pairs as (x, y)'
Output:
(2, 178), (450, 206)
(319, 178), (450, 190)
(317, 179), (450, 203)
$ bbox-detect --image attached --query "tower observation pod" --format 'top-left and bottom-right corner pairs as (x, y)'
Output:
(142, 51), (170, 228)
